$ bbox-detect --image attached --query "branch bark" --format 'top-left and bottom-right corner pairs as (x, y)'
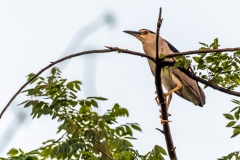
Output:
(0, 48), (156, 119)
(165, 47), (240, 58)
(155, 8), (177, 160)
(1, 46), (240, 120)
(105, 46), (155, 62)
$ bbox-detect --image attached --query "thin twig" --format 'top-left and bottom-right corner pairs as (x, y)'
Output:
(154, 8), (177, 160)
(156, 128), (165, 134)
(171, 147), (176, 152)
(106, 46), (240, 59)
(155, 8), (162, 62)
(105, 46), (155, 62)
(165, 47), (240, 58)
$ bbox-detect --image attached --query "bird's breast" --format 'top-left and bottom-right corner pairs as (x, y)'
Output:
(161, 69), (176, 91)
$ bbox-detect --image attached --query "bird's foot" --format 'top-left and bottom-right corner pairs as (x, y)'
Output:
(160, 115), (171, 124)
(155, 91), (167, 106)
(159, 110), (171, 125)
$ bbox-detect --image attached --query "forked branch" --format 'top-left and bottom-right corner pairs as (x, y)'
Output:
(154, 8), (177, 160)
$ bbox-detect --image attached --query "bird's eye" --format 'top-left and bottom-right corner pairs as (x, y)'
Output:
(144, 30), (149, 34)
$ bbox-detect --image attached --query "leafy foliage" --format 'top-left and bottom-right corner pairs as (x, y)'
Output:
(174, 55), (191, 70)
(218, 151), (240, 160)
(218, 99), (240, 160)
(1, 67), (167, 160)
(193, 38), (240, 90)
(223, 99), (240, 138)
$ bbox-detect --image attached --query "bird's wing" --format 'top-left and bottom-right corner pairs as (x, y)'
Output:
(165, 40), (179, 53)
(165, 39), (205, 106)
(171, 69), (206, 106)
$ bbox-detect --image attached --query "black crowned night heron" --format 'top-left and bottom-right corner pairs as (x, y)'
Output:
(123, 29), (206, 122)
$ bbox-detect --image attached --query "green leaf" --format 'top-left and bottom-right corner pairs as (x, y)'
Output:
(80, 151), (93, 156)
(223, 114), (234, 120)
(155, 145), (167, 155)
(199, 42), (207, 46)
(24, 101), (32, 108)
(75, 83), (81, 91)
(69, 92), (77, 99)
(125, 125), (133, 136)
(231, 99), (240, 105)
(131, 124), (142, 132)
(42, 139), (55, 145)
(30, 77), (38, 84)
(27, 73), (36, 80)
(231, 131), (240, 138)
(67, 146), (72, 155)
(27, 149), (40, 154)
(91, 99), (98, 108)
(230, 107), (238, 112)
(51, 146), (59, 158)
(69, 100), (78, 107)
(123, 136), (137, 140)
(87, 97), (108, 100)
(7, 148), (19, 156)
(234, 111), (240, 120)
(193, 57), (200, 63)
(18, 100), (29, 106)
(19, 148), (24, 154)
(51, 67), (56, 75)
(226, 121), (236, 127)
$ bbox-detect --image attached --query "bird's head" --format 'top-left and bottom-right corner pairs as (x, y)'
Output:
(123, 29), (156, 44)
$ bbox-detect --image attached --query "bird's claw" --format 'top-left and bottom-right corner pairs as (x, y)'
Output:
(155, 94), (167, 106)
(159, 110), (171, 124)
(159, 115), (171, 124)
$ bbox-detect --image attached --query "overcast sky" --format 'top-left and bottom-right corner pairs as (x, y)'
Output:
(1, 1), (240, 160)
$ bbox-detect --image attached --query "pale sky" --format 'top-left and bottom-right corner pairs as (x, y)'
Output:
(1, 1), (240, 160)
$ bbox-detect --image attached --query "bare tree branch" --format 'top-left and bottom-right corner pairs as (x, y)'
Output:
(154, 8), (178, 160)
(165, 47), (240, 58)
(0, 48), (156, 119)
(2, 45), (240, 119)
(156, 128), (165, 134)
(181, 68), (240, 96)
(105, 46), (155, 62)
(106, 46), (240, 60)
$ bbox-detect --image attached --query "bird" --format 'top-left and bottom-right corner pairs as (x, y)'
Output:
(123, 29), (206, 123)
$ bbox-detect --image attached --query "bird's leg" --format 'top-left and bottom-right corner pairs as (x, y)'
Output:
(155, 91), (173, 124)
(159, 110), (172, 124)
(165, 84), (182, 97)
(159, 84), (182, 124)
(155, 91), (166, 106)
(166, 93), (172, 111)
(159, 93), (173, 124)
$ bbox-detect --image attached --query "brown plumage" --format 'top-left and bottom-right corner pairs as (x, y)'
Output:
(124, 29), (206, 108)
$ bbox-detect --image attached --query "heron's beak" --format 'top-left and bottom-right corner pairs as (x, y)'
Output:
(123, 30), (141, 36)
